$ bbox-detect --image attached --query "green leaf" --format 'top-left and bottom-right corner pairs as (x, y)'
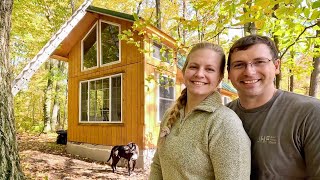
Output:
(255, 20), (265, 29)
(275, 7), (288, 18)
(133, 13), (139, 21)
(255, 0), (270, 7)
(310, 10), (320, 20)
(312, 1), (320, 9)
(303, 8), (310, 18)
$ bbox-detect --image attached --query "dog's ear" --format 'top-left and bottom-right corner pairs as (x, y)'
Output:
(127, 142), (133, 148)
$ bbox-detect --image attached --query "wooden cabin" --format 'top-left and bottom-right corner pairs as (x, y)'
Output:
(48, 6), (237, 168)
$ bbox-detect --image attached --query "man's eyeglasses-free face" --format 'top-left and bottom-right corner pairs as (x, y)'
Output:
(230, 57), (273, 70)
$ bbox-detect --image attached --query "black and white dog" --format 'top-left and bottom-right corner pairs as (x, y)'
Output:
(107, 142), (139, 176)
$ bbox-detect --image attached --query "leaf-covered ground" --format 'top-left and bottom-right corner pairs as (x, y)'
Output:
(18, 133), (149, 179)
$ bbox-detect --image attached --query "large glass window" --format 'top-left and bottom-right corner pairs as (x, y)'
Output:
(100, 21), (120, 65)
(80, 74), (122, 122)
(158, 76), (175, 121)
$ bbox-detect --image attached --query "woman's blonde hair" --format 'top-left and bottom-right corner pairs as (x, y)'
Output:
(165, 42), (225, 130)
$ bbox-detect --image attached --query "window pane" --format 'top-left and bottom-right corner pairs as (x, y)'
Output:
(81, 112), (88, 121)
(96, 80), (103, 121)
(177, 53), (186, 69)
(163, 50), (169, 62)
(101, 22), (120, 64)
(96, 79), (102, 90)
(102, 78), (110, 121)
(160, 77), (174, 99)
(159, 99), (174, 121)
(89, 81), (96, 121)
(168, 85), (174, 99)
(152, 43), (161, 59)
(162, 48), (172, 63)
(83, 25), (97, 70)
(159, 76), (174, 121)
(80, 82), (88, 121)
(111, 76), (121, 122)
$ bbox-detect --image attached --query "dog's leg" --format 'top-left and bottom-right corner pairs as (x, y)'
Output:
(128, 160), (131, 176)
(132, 160), (136, 171)
(112, 157), (120, 173)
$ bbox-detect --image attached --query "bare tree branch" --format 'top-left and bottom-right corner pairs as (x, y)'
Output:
(280, 23), (318, 59)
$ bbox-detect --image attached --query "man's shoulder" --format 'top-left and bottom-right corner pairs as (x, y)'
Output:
(276, 90), (320, 116)
(280, 90), (320, 105)
(226, 99), (238, 110)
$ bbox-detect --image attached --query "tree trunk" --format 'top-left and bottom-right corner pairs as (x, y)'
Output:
(136, 0), (143, 15)
(0, 0), (25, 178)
(195, 10), (204, 41)
(289, 69), (294, 92)
(309, 20), (320, 97)
(51, 61), (66, 130)
(244, 22), (256, 35)
(309, 55), (320, 96)
(70, 0), (75, 13)
(288, 49), (294, 92)
(178, 0), (187, 44)
(182, 0), (186, 44)
(63, 83), (68, 130)
(51, 84), (59, 131)
(155, 0), (161, 29)
(51, 100), (59, 131)
(43, 60), (54, 133)
(274, 35), (281, 89)
(243, 1), (256, 35)
(272, 4), (282, 89)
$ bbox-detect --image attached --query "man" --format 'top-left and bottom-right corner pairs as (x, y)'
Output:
(226, 34), (320, 179)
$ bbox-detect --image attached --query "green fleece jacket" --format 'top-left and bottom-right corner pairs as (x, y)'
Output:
(149, 91), (251, 180)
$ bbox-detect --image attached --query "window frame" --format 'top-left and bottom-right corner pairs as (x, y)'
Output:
(81, 22), (99, 71)
(157, 74), (175, 123)
(99, 20), (121, 67)
(79, 73), (123, 124)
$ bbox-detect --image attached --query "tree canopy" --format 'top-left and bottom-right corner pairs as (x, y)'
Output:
(10, 0), (320, 133)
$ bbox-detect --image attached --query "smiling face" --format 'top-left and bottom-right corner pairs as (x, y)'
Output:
(183, 48), (223, 100)
(228, 43), (280, 100)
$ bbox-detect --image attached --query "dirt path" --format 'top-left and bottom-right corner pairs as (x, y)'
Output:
(18, 133), (149, 179)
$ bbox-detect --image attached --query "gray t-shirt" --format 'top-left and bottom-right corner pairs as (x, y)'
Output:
(227, 90), (320, 179)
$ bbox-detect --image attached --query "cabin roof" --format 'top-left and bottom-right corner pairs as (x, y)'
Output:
(86, 6), (135, 21)
(222, 82), (237, 93)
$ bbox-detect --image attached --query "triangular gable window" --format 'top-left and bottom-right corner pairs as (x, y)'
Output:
(82, 23), (98, 70)
(81, 20), (121, 71)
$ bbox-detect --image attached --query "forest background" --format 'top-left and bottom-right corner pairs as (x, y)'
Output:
(0, 0), (319, 178)
(0, 0), (320, 179)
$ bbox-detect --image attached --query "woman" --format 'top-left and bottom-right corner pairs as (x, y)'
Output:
(149, 42), (251, 180)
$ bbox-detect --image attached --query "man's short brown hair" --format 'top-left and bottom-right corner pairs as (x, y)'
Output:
(227, 35), (279, 71)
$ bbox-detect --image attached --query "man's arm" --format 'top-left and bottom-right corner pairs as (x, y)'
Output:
(303, 105), (320, 178)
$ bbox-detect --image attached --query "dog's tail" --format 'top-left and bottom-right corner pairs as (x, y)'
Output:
(107, 147), (115, 162)
(107, 146), (119, 162)
(107, 151), (112, 162)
